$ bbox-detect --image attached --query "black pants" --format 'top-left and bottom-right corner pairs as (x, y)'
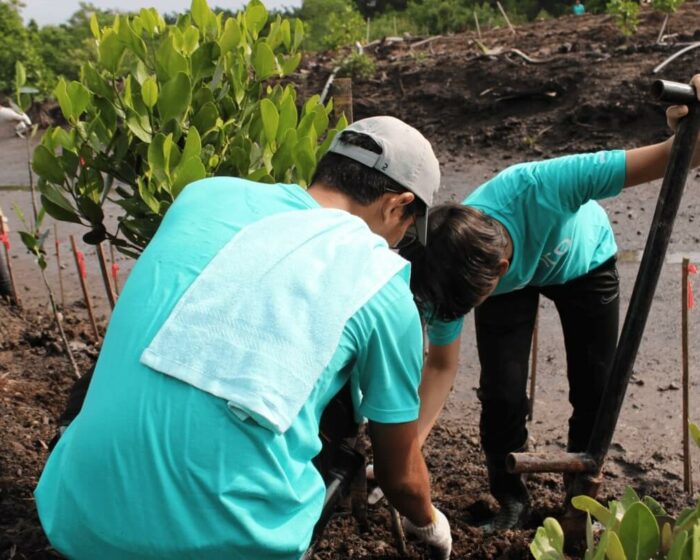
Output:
(475, 257), (620, 462)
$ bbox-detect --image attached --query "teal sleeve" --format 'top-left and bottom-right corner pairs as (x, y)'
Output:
(427, 316), (464, 346)
(529, 150), (626, 213)
(351, 278), (423, 424)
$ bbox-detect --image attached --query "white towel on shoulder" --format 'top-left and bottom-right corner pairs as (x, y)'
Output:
(140, 208), (408, 434)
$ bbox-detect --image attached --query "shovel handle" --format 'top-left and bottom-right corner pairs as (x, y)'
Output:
(652, 80), (697, 104)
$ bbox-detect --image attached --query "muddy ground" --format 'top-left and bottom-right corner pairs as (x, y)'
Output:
(3, 5), (700, 559)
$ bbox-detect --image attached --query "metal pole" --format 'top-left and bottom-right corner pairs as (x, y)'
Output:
(585, 84), (700, 470)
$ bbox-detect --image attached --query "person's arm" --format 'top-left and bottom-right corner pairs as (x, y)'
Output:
(625, 74), (700, 188)
(417, 338), (461, 447)
(368, 420), (433, 525)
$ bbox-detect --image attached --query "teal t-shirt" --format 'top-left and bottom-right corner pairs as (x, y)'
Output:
(428, 150), (626, 343)
(573, 3), (585, 15)
(35, 178), (423, 560)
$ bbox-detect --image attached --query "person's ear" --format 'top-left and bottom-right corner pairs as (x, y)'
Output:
(498, 258), (509, 277)
(382, 191), (415, 222)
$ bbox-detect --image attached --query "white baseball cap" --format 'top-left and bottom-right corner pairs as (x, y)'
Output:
(327, 116), (440, 245)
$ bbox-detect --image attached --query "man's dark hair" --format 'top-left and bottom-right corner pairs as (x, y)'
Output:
(312, 130), (425, 219)
(401, 204), (508, 321)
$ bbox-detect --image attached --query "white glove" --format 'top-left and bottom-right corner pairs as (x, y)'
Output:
(402, 505), (452, 560)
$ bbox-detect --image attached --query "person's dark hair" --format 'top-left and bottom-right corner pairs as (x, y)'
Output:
(401, 203), (508, 321)
(312, 130), (425, 219)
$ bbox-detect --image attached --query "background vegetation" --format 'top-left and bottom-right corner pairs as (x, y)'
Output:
(1, 0), (672, 100)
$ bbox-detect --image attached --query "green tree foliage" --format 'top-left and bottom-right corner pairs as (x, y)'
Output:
(652, 0), (686, 14)
(32, 0), (347, 257)
(607, 0), (641, 36)
(298, 0), (365, 51)
(0, 1), (47, 93)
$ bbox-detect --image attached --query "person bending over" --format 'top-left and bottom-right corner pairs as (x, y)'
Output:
(405, 75), (700, 532)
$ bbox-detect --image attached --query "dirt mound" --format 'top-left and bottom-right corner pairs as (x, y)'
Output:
(0, 302), (97, 560)
(297, 5), (700, 158)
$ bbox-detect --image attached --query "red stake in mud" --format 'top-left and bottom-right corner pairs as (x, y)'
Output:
(682, 258), (696, 495)
(109, 243), (120, 295)
(0, 214), (20, 306)
(70, 235), (100, 341)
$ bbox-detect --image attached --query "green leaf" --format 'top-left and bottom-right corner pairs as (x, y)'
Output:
(182, 128), (202, 161)
(668, 530), (688, 560)
(219, 17), (242, 52)
(280, 19), (291, 50)
(620, 487), (641, 512)
(90, 13), (101, 39)
(260, 99), (279, 145)
(245, 0), (268, 38)
(272, 128), (296, 178)
(53, 79), (73, 121)
(607, 531), (627, 560)
(292, 18), (304, 50)
(138, 179), (161, 214)
(15, 61), (26, 89)
(99, 30), (126, 74)
(172, 157), (206, 197)
(661, 522), (673, 556)
(277, 93), (298, 142)
(677, 508), (699, 532)
(126, 110), (152, 142)
(148, 134), (168, 184)
(156, 35), (189, 80)
(191, 0), (217, 37)
(543, 518), (564, 554)
(693, 523), (700, 560)
(642, 496), (667, 518)
(67, 81), (91, 118)
(618, 503), (660, 560)
(294, 135), (316, 186)
(182, 26), (200, 55)
(142, 77), (159, 109)
(252, 42), (277, 80)
(690, 423), (700, 448)
(33, 146), (66, 185)
(312, 105), (329, 136)
(192, 102), (219, 133)
(157, 73), (192, 123)
(572, 496), (614, 527)
(81, 64), (113, 99)
(40, 195), (81, 224)
(280, 53), (302, 76)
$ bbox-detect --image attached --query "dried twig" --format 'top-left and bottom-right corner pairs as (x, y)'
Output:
(509, 48), (554, 64)
(653, 42), (700, 74)
(496, 1), (516, 35)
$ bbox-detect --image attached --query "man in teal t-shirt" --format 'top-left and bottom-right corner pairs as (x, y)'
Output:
(34, 117), (453, 559)
(404, 80), (700, 532)
(573, 0), (585, 15)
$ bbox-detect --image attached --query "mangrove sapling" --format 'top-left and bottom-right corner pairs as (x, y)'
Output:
(12, 60), (81, 378)
(32, 0), (348, 260)
(13, 206), (81, 379)
(531, 424), (700, 560)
